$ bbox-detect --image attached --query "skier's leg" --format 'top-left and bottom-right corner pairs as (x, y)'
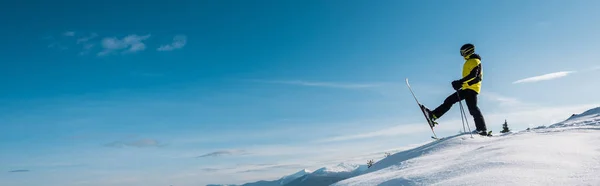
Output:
(431, 91), (464, 119)
(464, 89), (486, 131)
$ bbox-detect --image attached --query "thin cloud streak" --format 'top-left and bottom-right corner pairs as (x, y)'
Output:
(315, 123), (427, 143)
(197, 149), (248, 158)
(9, 169), (30, 173)
(252, 80), (384, 89)
(105, 138), (165, 148)
(513, 71), (576, 84)
(77, 33), (99, 44)
(481, 92), (531, 108)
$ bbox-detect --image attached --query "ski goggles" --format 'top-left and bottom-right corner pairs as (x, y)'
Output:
(460, 48), (474, 56)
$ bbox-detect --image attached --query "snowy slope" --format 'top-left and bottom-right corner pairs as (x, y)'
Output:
(333, 107), (600, 186)
(565, 106), (600, 121)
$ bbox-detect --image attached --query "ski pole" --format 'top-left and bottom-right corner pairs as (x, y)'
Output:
(459, 100), (473, 138)
(455, 90), (466, 133)
(456, 90), (473, 138)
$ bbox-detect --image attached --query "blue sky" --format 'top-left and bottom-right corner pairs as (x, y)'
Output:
(1, 0), (600, 185)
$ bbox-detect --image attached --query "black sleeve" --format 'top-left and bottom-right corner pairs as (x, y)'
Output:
(458, 64), (482, 85)
(467, 74), (482, 85)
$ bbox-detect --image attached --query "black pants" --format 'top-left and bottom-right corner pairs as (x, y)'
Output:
(431, 89), (487, 131)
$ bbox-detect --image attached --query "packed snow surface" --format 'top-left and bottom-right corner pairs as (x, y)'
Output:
(333, 108), (600, 186)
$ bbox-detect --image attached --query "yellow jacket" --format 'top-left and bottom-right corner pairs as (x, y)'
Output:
(460, 54), (483, 93)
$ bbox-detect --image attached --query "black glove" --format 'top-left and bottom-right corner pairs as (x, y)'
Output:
(451, 80), (462, 90)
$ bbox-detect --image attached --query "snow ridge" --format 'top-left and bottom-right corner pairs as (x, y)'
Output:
(285, 163), (367, 186)
(279, 169), (311, 185)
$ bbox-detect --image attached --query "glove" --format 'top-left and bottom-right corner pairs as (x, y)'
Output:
(451, 80), (462, 90)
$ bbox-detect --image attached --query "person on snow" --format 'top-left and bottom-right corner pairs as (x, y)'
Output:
(422, 43), (489, 136)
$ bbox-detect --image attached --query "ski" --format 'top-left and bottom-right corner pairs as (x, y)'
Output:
(406, 78), (439, 139)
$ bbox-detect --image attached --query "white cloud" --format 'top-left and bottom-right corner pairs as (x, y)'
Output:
(98, 34), (150, 56)
(513, 71), (576, 84)
(252, 80), (384, 89)
(157, 35), (187, 51)
(83, 43), (94, 50)
(127, 42), (146, 53)
(79, 43), (95, 55)
(48, 42), (68, 50)
(76, 33), (98, 44)
(63, 31), (75, 37)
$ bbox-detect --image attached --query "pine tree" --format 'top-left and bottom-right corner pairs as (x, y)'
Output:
(501, 119), (510, 133)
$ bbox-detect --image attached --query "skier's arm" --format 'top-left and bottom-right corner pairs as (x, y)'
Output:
(457, 64), (481, 84)
(467, 67), (482, 86)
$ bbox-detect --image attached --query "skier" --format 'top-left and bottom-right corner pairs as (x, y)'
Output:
(422, 43), (489, 136)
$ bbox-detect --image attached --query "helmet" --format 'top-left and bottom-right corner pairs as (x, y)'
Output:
(460, 43), (475, 57)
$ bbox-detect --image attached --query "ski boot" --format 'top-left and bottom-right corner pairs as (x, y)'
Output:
(474, 130), (492, 136)
(420, 104), (438, 128)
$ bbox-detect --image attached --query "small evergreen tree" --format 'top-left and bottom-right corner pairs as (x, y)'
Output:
(501, 119), (511, 133)
(367, 159), (374, 168)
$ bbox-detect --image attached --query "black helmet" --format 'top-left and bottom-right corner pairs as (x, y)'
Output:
(460, 43), (475, 57)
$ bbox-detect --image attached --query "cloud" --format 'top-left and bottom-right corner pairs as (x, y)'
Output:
(105, 138), (165, 148)
(513, 71), (576, 84)
(48, 42), (68, 50)
(252, 80), (384, 89)
(98, 34), (151, 56)
(482, 92), (526, 108)
(236, 164), (305, 173)
(79, 43), (95, 55)
(63, 31), (75, 37)
(201, 168), (221, 172)
(315, 124), (427, 143)
(77, 33), (98, 44)
(197, 149), (248, 158)
(157, 35), (187, 51)
(9, 169), (30, 173)
(198, 163), (305, 174)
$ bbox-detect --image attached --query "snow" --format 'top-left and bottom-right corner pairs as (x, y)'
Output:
(240, 169), (311, 186)
(333, 107), (600, 186)
(566, 106), (600, 120)
(279, 169), (311, 185)
(312, 163), (367, 175)
(228, 106), (600, 186)
(284, 163), (367, 186)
